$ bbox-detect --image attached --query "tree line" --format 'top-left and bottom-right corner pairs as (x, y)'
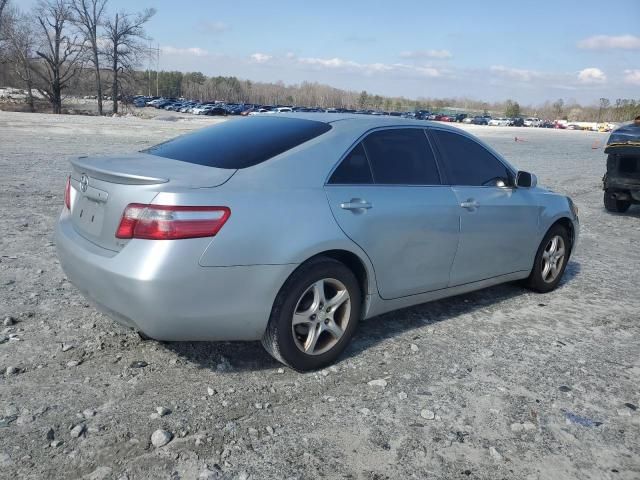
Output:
(134, 71), (639, 122)
(0, 0), (154, 114)
(1, 2), (639, 122)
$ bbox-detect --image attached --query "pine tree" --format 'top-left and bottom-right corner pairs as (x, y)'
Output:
(358, 90), (368, 109)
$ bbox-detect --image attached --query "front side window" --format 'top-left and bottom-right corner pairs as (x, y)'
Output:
(362, 129), (441, 185)
(431, 130), (512, 186)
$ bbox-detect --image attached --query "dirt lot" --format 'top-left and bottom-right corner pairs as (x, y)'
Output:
(0, 111), (638, 480)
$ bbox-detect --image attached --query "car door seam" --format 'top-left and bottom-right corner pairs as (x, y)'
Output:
(322, 188), (383, 299)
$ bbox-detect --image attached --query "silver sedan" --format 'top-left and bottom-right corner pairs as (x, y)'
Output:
(56, 114), (579, 370)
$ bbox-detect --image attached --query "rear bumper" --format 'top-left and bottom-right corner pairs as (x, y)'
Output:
(55, 211), (297, 341)
(603, 176), (640, 202)
(604, 172), (640, 191)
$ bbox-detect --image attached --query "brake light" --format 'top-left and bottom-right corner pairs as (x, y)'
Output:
(116, 204), (230, 240)
(64, 176), (71, 210)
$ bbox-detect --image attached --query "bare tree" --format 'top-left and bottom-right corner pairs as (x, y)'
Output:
(598, 97), (611, 122)
(32, 0), (84, 113)
(70, 0), (107, 114)
(103, 7), (154, 114)
(0, 0), (10, 48)
(3, 7), (37, 111)
(0, 2), (13, 84)
(552, 98), (564, 119)
(0, 0), (9, 27)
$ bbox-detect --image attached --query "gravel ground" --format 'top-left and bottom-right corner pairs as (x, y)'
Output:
(0, 111), (639, 480)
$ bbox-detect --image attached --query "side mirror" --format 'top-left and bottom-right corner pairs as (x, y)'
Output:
(516, 171), (537, 188)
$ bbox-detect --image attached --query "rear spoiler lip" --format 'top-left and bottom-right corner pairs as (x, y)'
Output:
(70, 156), (169, 185)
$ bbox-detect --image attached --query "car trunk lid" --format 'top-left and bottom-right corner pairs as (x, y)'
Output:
(68, 153), (236, 252)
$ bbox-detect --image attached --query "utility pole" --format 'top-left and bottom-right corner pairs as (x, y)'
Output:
(147, 40), (151, 97)
(156, 42), (160, 97)
(145, 43), (160, 97)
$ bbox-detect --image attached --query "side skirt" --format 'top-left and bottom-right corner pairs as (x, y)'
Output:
(364, 271), (530, 319)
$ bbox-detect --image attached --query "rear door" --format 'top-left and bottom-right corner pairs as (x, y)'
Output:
(324, 128), (460, 299)
(429, 129), (540, 286)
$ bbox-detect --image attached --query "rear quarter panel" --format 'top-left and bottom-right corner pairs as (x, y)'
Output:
(152, 188), (378, 299)
(151, 128), (367, 267)
(180, 187), (365, 266)
(150, 123), (381, 311)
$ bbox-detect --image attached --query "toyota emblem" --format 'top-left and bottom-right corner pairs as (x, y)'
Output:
(80, 174), (89, 193)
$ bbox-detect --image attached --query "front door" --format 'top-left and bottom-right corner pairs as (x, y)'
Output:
(429, 129), (540, 286)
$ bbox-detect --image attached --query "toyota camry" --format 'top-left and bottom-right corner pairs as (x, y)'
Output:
(56, 114), (579, 370)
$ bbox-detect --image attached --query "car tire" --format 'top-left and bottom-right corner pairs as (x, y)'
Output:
(603, 190), (631, 213)
(137, 331), (153, 341)
(524, 224), (571, 293)
(262, 256), (362, 371)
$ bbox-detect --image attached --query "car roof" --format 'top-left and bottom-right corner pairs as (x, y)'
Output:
(272, 112), (465, 134)
(244, 113), (513, 168)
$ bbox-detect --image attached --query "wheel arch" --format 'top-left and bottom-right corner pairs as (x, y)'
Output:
(550, 217), (575, 252)
(313, 249), (371, 301)
(273, 248), (376, 321)
(524, 216), (576, 292)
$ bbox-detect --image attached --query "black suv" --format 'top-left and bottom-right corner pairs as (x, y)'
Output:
(603, 120), (640, 213)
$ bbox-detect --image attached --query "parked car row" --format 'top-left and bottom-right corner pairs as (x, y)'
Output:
(132, 97), (236, 116)
(463, 116), (566, 128)
(132, 96), (360, 116)
(129, 96), (608, 130)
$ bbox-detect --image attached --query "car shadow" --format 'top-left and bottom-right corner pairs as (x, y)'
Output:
(345, 259), (582, 361)
(161, 338), (278, 372)
(160, 260), (582, 373)
(603, 205), (640, 218)
(561, 259), (581, 285)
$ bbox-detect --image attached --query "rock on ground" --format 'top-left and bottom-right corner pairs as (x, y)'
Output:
(150, 429), (173, 448)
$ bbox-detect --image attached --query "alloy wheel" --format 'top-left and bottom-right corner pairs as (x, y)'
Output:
(541, 235), (566, 283)
(291, 278), (351, 355)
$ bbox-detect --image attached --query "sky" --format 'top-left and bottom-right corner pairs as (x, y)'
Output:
(21, 0), (640, 104)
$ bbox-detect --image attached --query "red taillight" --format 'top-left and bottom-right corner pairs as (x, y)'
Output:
(116, 204), (230, 240)
(64, 176), (71, 210)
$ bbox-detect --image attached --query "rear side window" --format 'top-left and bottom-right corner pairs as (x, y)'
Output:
(431, 130), (512, 186)
(363, 129), (441, 185)
(144, 116), (331, 169)
(328, 143), (373, 184)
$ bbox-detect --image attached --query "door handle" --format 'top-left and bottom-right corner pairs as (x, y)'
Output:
(460, 199), (479, 210)
(340, 198), (372, 211)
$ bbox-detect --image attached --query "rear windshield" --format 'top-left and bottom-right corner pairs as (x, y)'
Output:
(143, 116), (331, 169)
